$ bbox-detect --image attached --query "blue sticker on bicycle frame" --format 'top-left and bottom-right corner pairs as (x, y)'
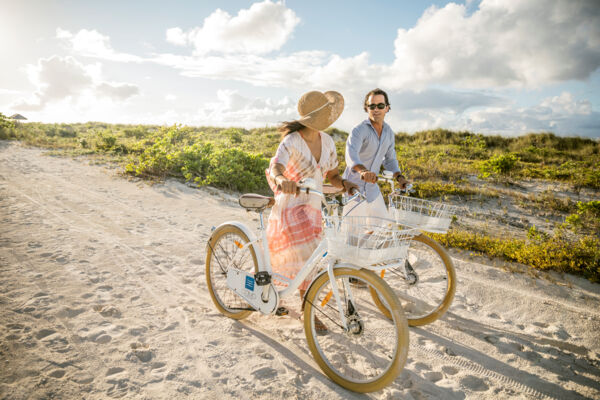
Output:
(245, 275), (255, 291)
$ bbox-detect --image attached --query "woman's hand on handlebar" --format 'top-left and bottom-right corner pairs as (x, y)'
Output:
(276, 176), (298, 195)
(342, 179), (359, 195)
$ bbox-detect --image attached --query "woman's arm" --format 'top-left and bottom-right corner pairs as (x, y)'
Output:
(270, 163), (297, 194)
(326, 169), (358, 194)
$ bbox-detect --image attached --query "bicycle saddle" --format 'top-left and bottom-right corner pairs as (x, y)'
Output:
(239, 194), (275, 211)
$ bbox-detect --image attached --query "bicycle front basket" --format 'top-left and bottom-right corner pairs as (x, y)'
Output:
(389, 194), (460, 233)
(324, 216), (417, 267)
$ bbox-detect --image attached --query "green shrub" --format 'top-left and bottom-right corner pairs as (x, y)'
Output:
(125, 125), (270, 193)
(222, 128), (245, 144)
(58, 125), (77, 138)
(0, 113), (15, 139)
(96, 131), (117, 150)
(196, 148), (269, 193)
(411, 181), (478, 199)
(125, 126), (198, 178)
(564, 200), (600, 235)
(431, 229), (600, 282)
(123, 126), (150, 139)
(479, 153), (519, 178)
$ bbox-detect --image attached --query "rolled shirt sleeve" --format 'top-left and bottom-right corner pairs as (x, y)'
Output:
(382, 140), (401, 174)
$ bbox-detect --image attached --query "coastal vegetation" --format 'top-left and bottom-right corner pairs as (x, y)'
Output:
(1, 116), (598, 281)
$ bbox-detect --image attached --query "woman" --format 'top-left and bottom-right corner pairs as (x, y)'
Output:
(266, 91), (357, 328)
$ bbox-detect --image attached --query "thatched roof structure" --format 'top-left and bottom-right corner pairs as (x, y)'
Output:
(9, 114), (27, 120)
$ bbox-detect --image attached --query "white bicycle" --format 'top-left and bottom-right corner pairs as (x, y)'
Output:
(338, 171), (458, 326)
(344, 171), (458, 327)
(205, 179), (417, 392)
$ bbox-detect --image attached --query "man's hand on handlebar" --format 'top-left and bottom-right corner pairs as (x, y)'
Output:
(360, 170), (378, 184)
(395, 174), (410, 190)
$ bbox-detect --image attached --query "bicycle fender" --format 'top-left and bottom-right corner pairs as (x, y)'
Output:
(207, 221), (265, 269)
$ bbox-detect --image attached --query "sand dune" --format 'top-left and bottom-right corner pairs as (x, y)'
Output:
(1, 141), (599, 399)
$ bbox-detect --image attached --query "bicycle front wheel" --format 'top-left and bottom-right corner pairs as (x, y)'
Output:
(372, 234), (456, 326)
(205, 224), (258, 320)
(303, 268), (409, 393)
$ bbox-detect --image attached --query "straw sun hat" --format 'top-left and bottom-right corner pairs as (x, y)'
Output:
(297, 91), (344, 131)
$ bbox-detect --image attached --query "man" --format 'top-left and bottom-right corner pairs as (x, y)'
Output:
(342, 88), (409, 218)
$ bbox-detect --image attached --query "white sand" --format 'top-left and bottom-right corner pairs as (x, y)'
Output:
(1, 141), (599, 400)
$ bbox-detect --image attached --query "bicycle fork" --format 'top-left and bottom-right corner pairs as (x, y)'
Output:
(325, 263), (361, 333)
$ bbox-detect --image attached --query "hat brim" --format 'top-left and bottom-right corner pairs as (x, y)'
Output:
(298, 91), (344, 131)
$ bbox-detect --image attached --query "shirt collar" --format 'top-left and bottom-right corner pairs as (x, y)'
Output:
(365, 119), (389, 137)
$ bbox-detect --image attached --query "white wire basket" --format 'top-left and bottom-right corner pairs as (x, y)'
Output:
(389, 194), (460, 234)
(324, 216), (418, 267)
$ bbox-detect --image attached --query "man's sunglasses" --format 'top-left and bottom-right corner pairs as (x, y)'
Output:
(367, 103), (387, 110)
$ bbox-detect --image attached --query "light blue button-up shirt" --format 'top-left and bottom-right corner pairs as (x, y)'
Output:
(343, 119), (401, 202)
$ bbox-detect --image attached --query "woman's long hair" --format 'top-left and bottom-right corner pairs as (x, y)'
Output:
(278, 120), (305, 139)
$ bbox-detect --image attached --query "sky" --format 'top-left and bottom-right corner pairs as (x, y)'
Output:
(1, 0), (599, 138)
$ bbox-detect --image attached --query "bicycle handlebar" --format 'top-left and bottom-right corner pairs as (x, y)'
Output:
(343, 190), (365, 205)
(295, 180), (366, 208)
(377, 172), (413, 194)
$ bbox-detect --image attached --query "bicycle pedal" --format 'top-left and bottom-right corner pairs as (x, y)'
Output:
(275, 306), (289, 316)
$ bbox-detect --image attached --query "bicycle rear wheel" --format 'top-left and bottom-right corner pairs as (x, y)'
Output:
(303, 267), (409, 393)
(372, 234), (456, 326)
(206, 224), (258, 319)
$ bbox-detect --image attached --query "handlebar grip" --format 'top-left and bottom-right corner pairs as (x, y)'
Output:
(276, 183), (301, 195)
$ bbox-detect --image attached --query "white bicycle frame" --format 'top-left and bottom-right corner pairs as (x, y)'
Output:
(220, 183), (362, 331)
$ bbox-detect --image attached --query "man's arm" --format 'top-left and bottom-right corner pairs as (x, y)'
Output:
(346, 126), (377, 183)
(382, 135), (409, 189)
(382, 139), (401, 175)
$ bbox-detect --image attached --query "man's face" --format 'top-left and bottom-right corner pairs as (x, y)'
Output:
(366, 94), (389, 123)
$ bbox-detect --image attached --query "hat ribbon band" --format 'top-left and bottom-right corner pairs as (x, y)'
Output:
(302, 100), (330, 118)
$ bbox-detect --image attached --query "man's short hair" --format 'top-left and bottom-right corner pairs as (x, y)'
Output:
(363, 88), (391, 112)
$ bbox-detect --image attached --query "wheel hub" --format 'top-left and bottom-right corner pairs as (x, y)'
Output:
(346, 315), (364, 336)
(404, 260), (419, 286)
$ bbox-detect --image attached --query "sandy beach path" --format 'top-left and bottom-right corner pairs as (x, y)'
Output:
(1, 141), (599, 399)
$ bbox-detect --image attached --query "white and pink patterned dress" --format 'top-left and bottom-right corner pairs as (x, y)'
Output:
(266, 131), (339, 290)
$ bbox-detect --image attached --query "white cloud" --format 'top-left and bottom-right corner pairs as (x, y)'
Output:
(57, 28), (143, 62)
(165, 28), (186, 46)
(42, 1), (599, 137)
(389, 89), (504, 113)
(384, 0), (600, 89)
(96, 82), (140, 100)
(428, 92), (598, 136)
(195, 89), (296, 126)
(13, 55), (139, 111)
(57, 1), (600, 92)
(165, 0), (300, 55)
(539, 92), (592, 115)
(152, 50), (328, 87)
(0, 88), (24, 95)
(165, 94), (177, 101)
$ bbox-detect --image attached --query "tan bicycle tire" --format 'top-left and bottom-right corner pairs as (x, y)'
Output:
(304, 268), (409, 393)
(206, 224), (258, 320)
(371, 234), (456, 326)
